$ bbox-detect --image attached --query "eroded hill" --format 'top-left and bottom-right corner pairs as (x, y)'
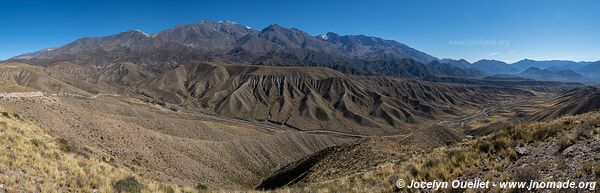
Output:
(138, 62), (502, 135)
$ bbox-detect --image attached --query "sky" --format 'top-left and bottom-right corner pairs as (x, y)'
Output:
(1, 0), (599, 63)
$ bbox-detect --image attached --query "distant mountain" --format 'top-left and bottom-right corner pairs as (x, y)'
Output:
(578, 61), (600, 78)
(472, 59), (520, 75)
(512, 59), (590, 71)
(10, 20), (477, 78)
(438, 58), (472, 69)
(519, 67), (586, 82)
(427, 60), (485, 77)
(442, 59), (600, 81)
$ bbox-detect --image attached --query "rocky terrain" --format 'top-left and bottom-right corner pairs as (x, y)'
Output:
(533, 86), (600, 120)
(266, 110), (600, 193)
(10, 20), (481, 79)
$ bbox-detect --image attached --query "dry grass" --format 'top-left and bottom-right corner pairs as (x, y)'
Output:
(273, 111), (600, 193)
(0, 111), (203, 193)
(0, 107), (597, 192)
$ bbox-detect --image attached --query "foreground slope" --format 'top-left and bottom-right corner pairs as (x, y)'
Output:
(272, 111), (600, 192)
(0, 91), (349, 189)
(0, 111), (198, 193)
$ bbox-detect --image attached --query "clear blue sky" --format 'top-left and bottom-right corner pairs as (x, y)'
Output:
(1, 0), (599, 63)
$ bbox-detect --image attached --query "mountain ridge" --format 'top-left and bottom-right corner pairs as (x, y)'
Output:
(9, 20), (476, 79)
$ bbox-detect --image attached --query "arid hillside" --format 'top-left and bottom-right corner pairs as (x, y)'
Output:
(0, 92), (350, 189)
(0, 62), (508, 136)
(138, 62), (503, 135)
(266, 111), (600, 192)
(533, 86), (600, 120)
(0, 111), (200, 193)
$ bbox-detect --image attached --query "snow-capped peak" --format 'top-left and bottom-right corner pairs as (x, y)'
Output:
(219, 20), (238, 25)
(132, 29), (150, 37)
(318, 34), (328, 40)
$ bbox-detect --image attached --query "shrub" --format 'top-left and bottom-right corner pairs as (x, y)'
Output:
(595, 166), (600, 178)
(58, 138), (76, 153)
(556, 137), (574, 153)
(424, 159), (438, 168)
(511, 167), (539, 193)
(574, 127), (591, 140)
(196, 183), (208, 191)
(114, 176), (143, 193)
(509, 127), (534, 144)
(556, 156), (566, 169)
(506, 149), (517, 161)
(162, 186), (175, 193)
(30, 138), (42, 147)
(448, 150), (467, 165)
(533, 125), (561, 141)
(492, 137), (509, 152)
(408, 164), (421, 178)
(478, 142), (491, 153)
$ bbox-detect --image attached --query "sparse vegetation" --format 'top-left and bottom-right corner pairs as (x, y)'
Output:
(272, 111), (600, 193)
(57, 138), (76, 153)
(511, 166), (539, 193)
(0, 111), (196, 192)
(556, 136), (574, 153)
(195, 183), (208, 191)
(114, 176), (143, 193)
(30, 138), (42, 147)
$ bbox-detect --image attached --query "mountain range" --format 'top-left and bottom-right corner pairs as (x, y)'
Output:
(439, 58), (600, 82)
(12, 20), (487, 79)
(10, 20), (599, 83)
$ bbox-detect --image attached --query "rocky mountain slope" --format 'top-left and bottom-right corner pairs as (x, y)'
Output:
(10, 20), (479, 79)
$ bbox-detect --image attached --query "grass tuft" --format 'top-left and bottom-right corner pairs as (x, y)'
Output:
(114, 176), (143, 193)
